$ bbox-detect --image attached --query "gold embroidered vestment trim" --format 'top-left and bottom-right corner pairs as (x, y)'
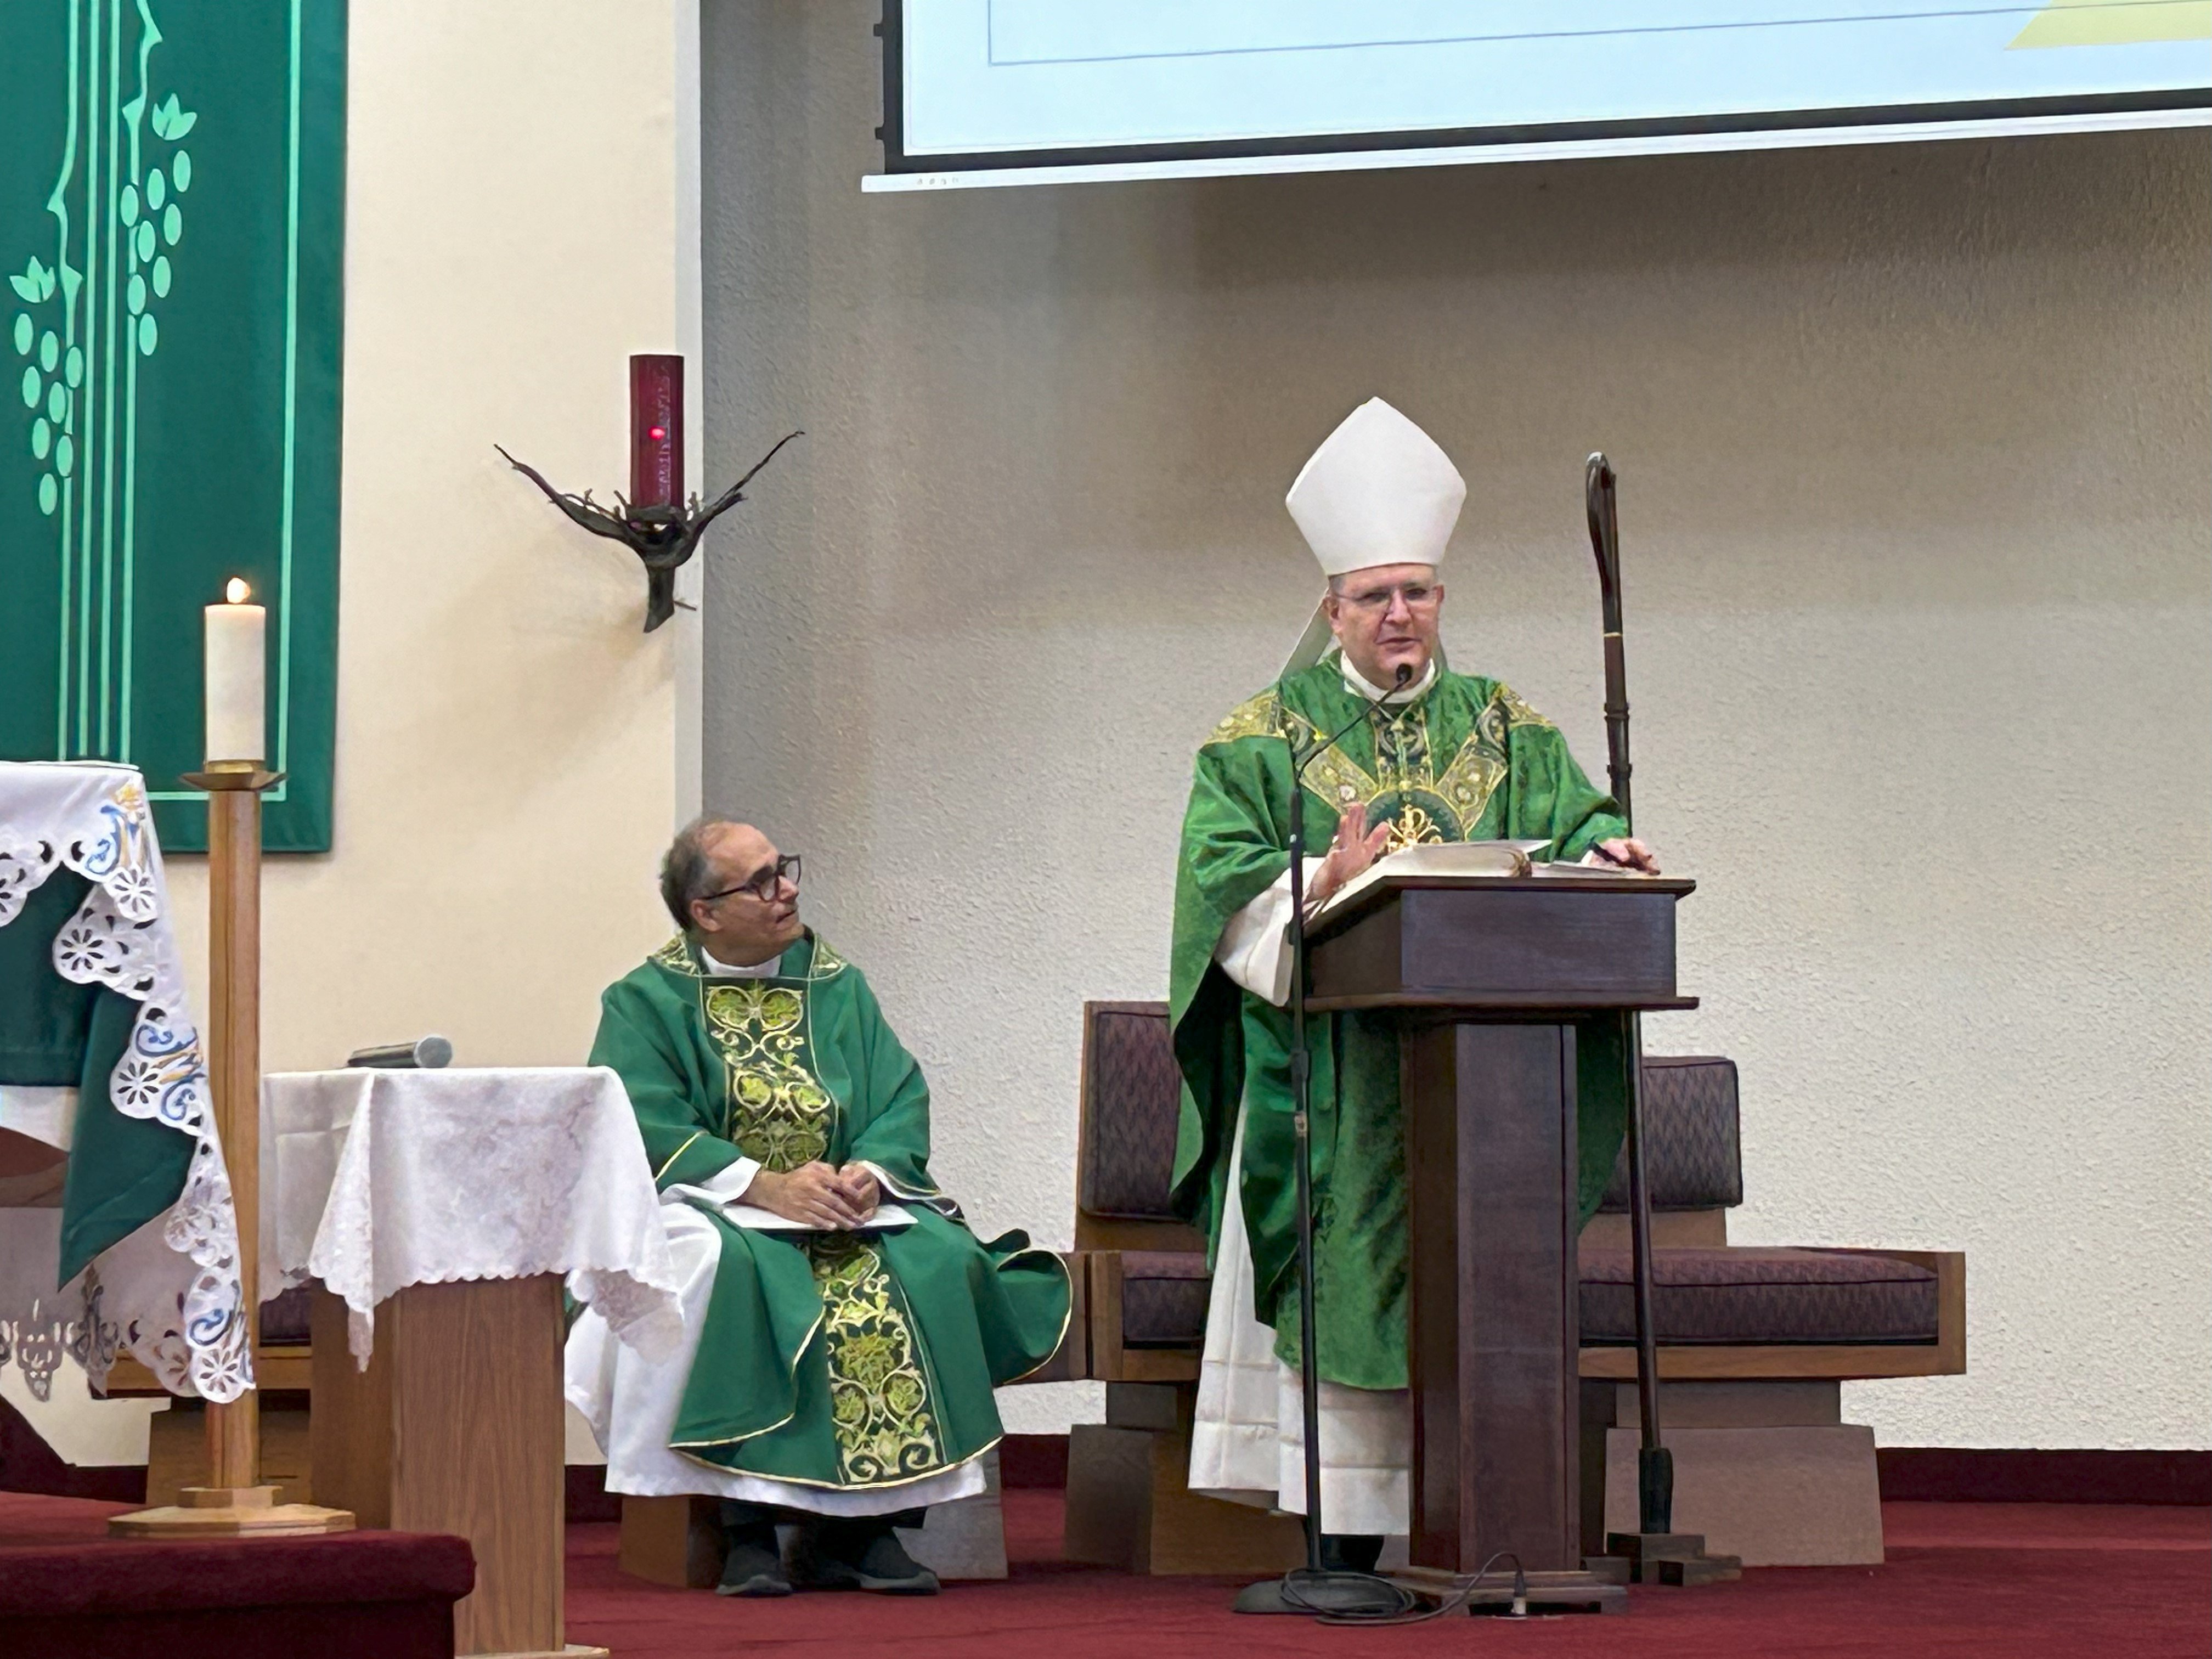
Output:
(807, 1237), (945, 1485)
(704, 981), (833, 1171)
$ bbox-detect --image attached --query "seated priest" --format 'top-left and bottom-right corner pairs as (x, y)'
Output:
(567, 819), (1071, 1597)
(1169, 398), (1659, 1570)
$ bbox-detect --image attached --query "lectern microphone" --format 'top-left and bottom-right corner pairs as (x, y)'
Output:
(346, 1036), (454, 1070)
(1234, 658), (1419, 1621)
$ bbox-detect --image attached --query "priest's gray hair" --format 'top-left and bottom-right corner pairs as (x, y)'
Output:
(659, 815), (736, 929)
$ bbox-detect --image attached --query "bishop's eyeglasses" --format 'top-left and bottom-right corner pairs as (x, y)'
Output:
(701, 854), (802, 905)
(1335, 579), (1441, 615)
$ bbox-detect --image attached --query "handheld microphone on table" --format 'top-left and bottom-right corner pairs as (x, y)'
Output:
(345, 1036), (454, 1069)
(1237, 658), (1420, 1621)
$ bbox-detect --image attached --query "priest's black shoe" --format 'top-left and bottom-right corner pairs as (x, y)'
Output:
(808, 1519), (941, 1594)
(715, 1520), (793, 1598)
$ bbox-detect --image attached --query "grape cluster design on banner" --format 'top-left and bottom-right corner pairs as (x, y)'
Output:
(9, 2), (195, 761)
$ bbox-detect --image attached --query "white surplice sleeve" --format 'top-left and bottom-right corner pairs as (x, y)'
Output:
(1211, 859), (1322, 1008)
(696, 1155), (761, 1201)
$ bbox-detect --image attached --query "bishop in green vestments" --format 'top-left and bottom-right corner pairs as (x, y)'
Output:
(1169, 399), (1657, 1556)
(565, 819), (1070, 1596)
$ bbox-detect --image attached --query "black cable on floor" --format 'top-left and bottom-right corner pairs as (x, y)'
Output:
(1316, 1551), (1530, 1626)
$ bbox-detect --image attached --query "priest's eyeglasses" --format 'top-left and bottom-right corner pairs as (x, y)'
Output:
(701, 855), (802, 905)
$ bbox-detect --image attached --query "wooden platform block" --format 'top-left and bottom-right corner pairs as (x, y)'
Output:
(901, 1449), (1008, 1581)
(618, 1496), (720, 1589)
(1599, 1425), (1883, 1565)
(309, 1278), (568, 1656)
(108, 1483), (354, 1537)
(1064, 1420), (1306, 1576)
(145, 1400), (314, 1506)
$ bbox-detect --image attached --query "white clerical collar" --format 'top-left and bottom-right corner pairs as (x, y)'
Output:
(1339, 652), (1438, 706)
(700, 945), (782, 978)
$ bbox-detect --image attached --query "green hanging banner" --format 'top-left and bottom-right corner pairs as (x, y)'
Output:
(1, 1), (344, 853)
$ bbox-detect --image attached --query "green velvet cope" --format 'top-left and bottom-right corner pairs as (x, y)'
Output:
(1168, 654), (1632, 1390)
(0, 870), (191, 1288)
(590, 932), (1070, 1493)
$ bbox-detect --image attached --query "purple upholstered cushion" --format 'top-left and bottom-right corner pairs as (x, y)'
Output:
(1080, 1006), (1184, 1221)
(1579, 1247), (1938, 1345)
(1118, 1250), (1211, 1347)
(1597, 1056), (1743, 1212)
(259, 1284), (313, 1346)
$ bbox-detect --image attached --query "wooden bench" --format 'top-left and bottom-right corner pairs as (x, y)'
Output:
(1064, 1000), (1965, 1570)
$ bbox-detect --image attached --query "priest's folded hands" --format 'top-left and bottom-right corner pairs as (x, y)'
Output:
(565, 818), (1071, 1598)
(744, 1162), (880, 1231)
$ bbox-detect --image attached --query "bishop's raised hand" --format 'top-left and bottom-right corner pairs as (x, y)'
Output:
(1308, 808), (1392, 909)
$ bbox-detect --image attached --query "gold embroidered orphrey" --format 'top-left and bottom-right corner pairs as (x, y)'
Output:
(809, 1237), (946, 1485)
(703, 981), (833, 1170)
(698, 968), (947, 1486)
(1205, 679), (1555, 852)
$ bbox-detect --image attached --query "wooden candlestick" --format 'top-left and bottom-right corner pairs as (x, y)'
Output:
(109, 764), (352, 1538)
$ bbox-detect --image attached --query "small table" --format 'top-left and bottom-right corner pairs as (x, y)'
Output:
(264, 1065), (676, 1658)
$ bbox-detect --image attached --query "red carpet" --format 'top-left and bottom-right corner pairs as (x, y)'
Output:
(0, 1492), (473, 1659)
(564, 1494), (2210, 1658)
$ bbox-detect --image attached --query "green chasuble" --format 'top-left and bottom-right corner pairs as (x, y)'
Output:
(1168, 653), (1632, 1391)
(591, 931), (1070, 1492)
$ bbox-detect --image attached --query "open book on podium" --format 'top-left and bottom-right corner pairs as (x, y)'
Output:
(1313, 838), (1658, 925)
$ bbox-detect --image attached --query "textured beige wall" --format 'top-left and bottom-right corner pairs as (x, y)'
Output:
(162, 0), (690, 1070)
(699, 3), (2210, 1447)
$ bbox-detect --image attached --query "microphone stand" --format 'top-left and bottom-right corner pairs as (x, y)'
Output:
(1585, 454), (1739, 1587)
(1235, 663), (1415, 1619)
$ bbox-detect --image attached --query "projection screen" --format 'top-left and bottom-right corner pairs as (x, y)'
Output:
(867, 1), (2212, 190)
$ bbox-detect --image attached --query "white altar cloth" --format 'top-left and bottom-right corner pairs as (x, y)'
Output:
(261, 1066), (682, 1367)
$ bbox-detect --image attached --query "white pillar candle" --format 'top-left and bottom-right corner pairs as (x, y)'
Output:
(204, 578), (266, 764)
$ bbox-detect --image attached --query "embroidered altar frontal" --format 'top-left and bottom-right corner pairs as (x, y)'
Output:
(0, 2), (345, 852)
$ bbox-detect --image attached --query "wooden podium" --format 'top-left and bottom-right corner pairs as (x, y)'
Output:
(1307, 873), (1696, 1610)
(309, 1278), (587, 1657)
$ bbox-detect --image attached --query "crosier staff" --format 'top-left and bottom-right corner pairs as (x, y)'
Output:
(1585, 453), (1672, 1539)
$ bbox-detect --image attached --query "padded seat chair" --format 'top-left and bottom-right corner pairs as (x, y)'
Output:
(1075, 1002), (1210, 1380)
(1067, 1002), (1964, 1570)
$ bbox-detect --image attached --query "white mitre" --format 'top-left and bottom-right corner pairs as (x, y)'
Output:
(1279, 397), (1466, 677)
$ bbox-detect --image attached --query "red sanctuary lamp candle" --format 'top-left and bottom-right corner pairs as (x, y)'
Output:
(629, 353), (684, 509)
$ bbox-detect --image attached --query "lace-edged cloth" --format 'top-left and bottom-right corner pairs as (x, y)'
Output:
(0, 763), (249, 1403)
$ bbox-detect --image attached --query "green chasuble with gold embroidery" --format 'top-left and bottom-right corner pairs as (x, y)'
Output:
(1169, 654), (1632, 1391)
(590, 932), (1070, 1492)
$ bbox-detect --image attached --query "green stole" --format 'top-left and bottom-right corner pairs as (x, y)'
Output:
(590, 930), (1070, 1489)
(1167, 654), (1632, 1390)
